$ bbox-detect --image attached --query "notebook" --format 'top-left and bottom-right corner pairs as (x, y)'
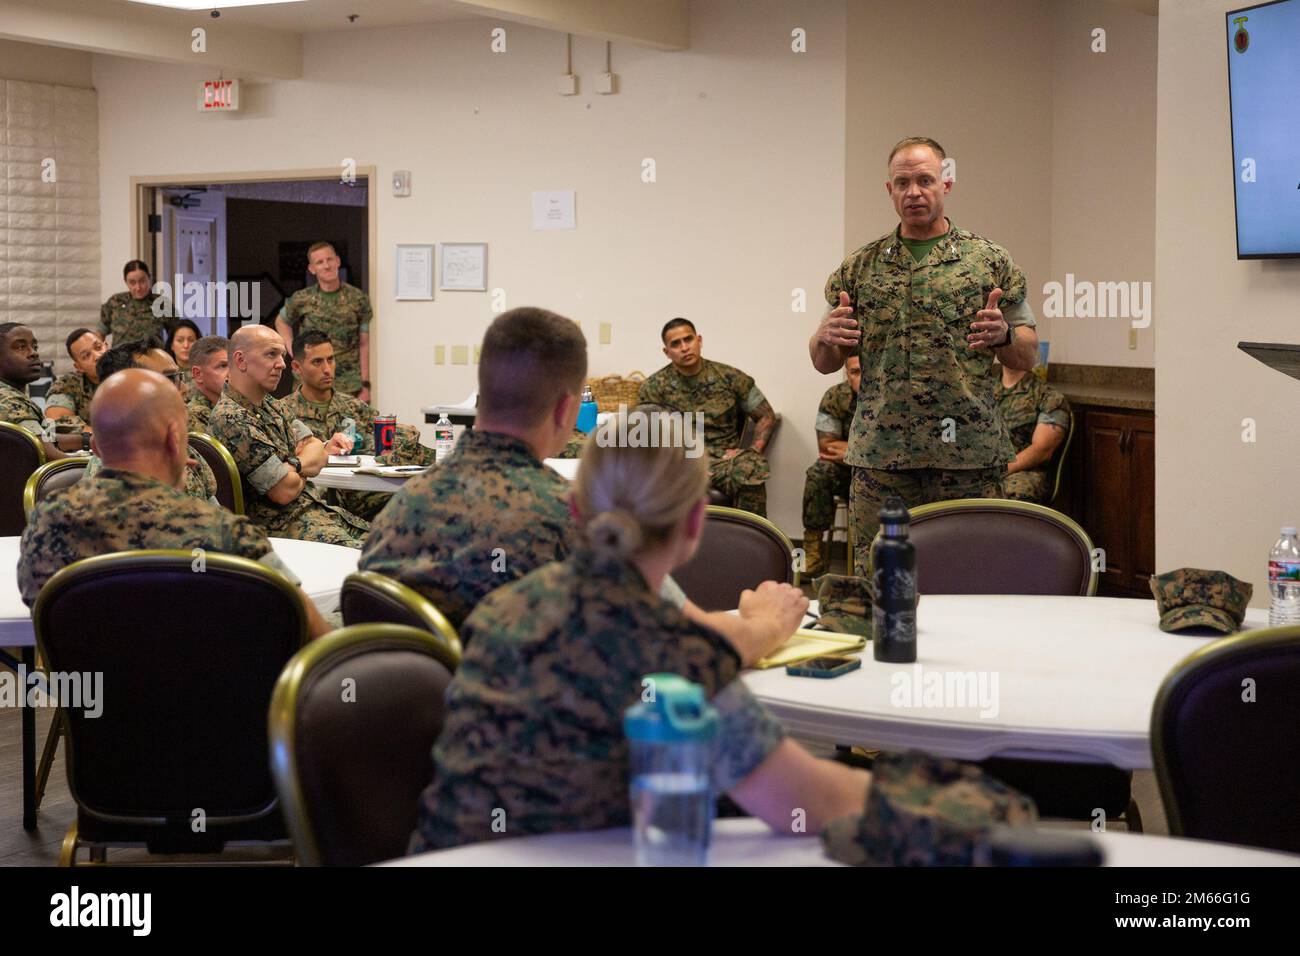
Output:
(754, 628), (867, 670)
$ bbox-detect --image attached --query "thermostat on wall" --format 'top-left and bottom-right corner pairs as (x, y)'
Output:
(392, 171), (411, 197)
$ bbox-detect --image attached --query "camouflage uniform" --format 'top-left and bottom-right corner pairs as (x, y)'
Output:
(98, 291), (170, 344)
(84, 452), (218, 506)
(281, 284), (372, 395)
(187, 391), (215, 434)
(208, 385), (370, 547)
(821, 751), (1037, 867)
(17, 467), (298, 607)
(555, 429), (587, 460)
(997, 372), (1070, 504)
(1150, 568), (1253, 634)
(45, 371), (96, 429)
(0, 379), (46, 437)
(825, 221), (1034, 572)
(803, 381), (856, 531)
(283, 385), (433, 520)
(639, 359), (772, 516)
(409, 544), (786, 853)
(359, 429), (572, 630)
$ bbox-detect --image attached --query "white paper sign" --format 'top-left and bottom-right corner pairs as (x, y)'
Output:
(440, 243), (487, 291)
(395, 244), (434, 300)
(532, 189), (576, 230)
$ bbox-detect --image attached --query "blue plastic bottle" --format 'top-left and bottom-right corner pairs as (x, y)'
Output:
(624, 674), (718, 866)
(576, 385), (599, 434)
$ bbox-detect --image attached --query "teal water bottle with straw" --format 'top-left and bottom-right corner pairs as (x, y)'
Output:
(624, 674), (718, 866)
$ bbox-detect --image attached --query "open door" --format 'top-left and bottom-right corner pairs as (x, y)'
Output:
(161, 188), (228, 337)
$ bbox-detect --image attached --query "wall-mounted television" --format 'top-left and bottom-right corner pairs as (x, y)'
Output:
(1227, 0), (1300, 259)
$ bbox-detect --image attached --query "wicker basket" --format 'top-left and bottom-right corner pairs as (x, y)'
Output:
(587, 372), (647, 413)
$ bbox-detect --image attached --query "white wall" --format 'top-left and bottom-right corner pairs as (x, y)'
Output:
(845, 0), (1055, 339)
(844, 0), (1157, 370)
(1156, 0), (1300, 606)
(1048, 0), (1157, 367)
(93, 0), (847, 536)
(0, 38), (92, 88)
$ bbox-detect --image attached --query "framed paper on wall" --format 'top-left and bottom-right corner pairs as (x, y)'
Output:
(440, 242), (488, 291)
(395, 244), (434, 300)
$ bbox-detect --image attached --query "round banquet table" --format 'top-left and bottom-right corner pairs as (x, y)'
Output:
(743, 595), (1269, 771)
(309, 455), (424, 494)
(312, 456), (578, 491)
(0, 535), (358, 646)
(384, 818), (1300, 867)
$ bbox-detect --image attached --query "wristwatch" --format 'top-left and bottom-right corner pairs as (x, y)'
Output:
(287, 456), (302, 475)
(997, 323), (1014, 348)
(81, 432), (91, 453)
(360, 380), (371, 388)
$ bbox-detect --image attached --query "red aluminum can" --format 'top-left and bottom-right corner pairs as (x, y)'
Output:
(373, 414), (397, 456)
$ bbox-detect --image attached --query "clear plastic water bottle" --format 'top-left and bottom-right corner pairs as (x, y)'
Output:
(338, 417), (358, 452)
(576, 384), (599, 434)
(623, 673), (718, 867)
(1268, 527), (1300, 626)
(433, 413), (455, 464)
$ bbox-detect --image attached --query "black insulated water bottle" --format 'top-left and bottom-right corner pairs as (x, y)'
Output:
(872, 496), (917, 663)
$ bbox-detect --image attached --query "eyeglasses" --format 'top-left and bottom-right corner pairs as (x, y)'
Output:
(160, 370), (180, 382)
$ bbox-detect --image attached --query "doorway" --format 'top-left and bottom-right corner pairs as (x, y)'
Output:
(131, 167), (377, 396)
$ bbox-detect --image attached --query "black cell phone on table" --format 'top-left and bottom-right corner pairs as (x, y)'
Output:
(785, 656), (861, 679)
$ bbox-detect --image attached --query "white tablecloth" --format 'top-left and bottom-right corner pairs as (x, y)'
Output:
(384, 817), (1300, 867)
(543, 458), (580, 481)
(743, 595), (1269, 770)
(310, 456), (420, 494)
(0, 536), (358, 646)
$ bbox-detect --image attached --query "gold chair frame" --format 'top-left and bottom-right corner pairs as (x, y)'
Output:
(187, 431), (245, 515)
(267, 622), (459, 866)
(22, 458), (89, 519)
(340, 570), (464, 659)
(34, 550), (307, 866)
(866, 497), (1098, 596)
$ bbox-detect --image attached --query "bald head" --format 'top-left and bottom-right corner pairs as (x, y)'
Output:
(90, 368), (189, 472)
(229, 323), (277, 356)
(229, 324), (287, 400)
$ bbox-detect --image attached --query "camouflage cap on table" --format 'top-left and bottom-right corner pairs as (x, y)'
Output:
(821, 751), (1038, 866)
(1149, 568), (1253, 634)
(815, 573), (874, 637)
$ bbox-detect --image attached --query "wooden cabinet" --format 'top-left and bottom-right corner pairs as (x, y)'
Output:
(1055, 406), (1155, 598)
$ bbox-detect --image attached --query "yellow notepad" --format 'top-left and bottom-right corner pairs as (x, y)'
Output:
(754, 628), (867, 670)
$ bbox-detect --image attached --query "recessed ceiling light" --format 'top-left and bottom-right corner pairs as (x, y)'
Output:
(127, 1), (308, 10)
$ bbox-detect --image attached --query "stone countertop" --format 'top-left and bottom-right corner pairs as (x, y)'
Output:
(1046, 364), (1154, 412)
(1052, 382), (1154, 412)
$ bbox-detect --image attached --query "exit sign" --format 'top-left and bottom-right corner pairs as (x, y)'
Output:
(197, 79), (240, 112)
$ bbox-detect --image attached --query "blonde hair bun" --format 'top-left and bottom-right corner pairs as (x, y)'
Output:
(586, 508), (644, 558)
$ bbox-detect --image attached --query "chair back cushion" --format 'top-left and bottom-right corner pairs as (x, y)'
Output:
(908, 502), (1092, 596)
(188, 434), (242, 513)
(674, 508), (793, 611)
(292, 634), (453, 865)
(35, 553), (305, 829)
(1, 423), (44, 535)
(1153, 630), (1300, 853)
(342, 577), (431, 631)
(30, 459), (88, 512)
